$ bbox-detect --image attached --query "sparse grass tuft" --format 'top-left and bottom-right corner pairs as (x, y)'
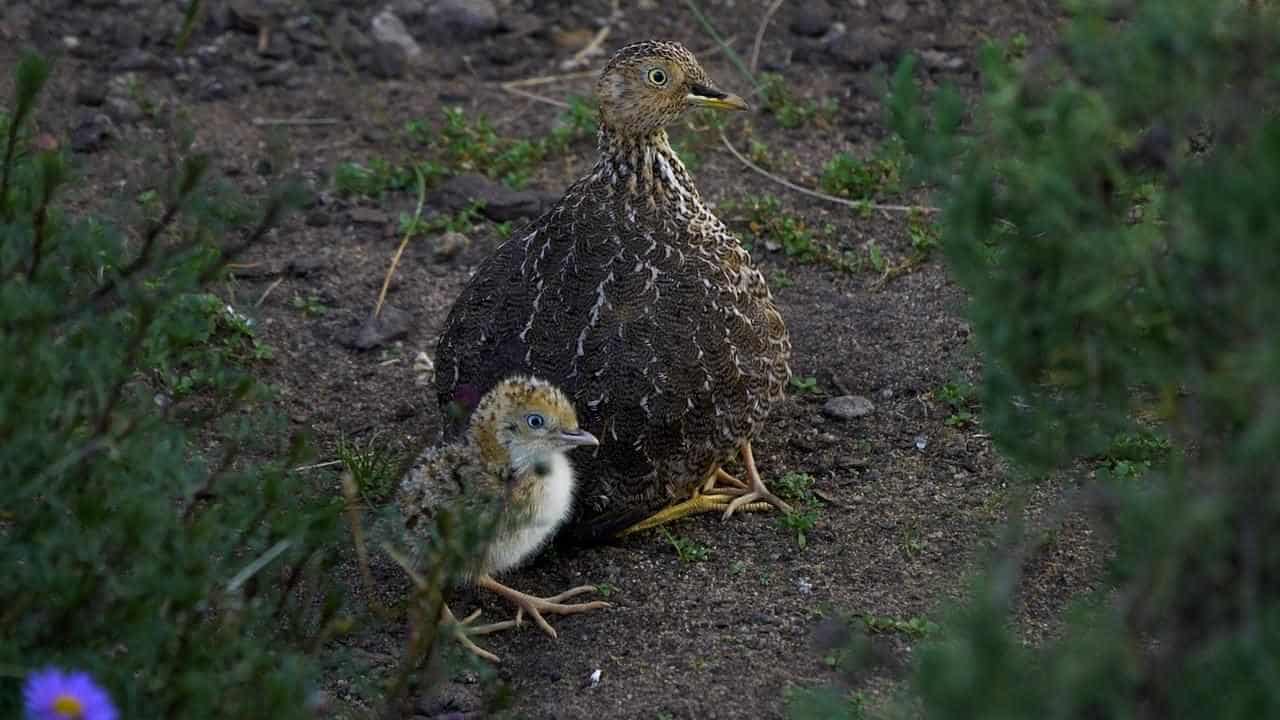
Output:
(336, 432), (402, 506)
(775, 472), (822, 548)
(820, 138), (908, 201)
(760, 73), (838, 130)
(660, 528), (711, 563)
(859, 613), (941, 639)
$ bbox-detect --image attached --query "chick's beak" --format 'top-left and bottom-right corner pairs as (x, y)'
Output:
(558, 428), (599, 447)
(687, 83), (750, 112)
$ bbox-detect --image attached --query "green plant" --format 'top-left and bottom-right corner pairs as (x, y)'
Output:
(859, 614), (941, 639)
(659, 528), (710, 563)
(886, 0), (1280, 717)
(760, 73), (837, 129)
(819, 139), (906, 201)
(336, 432), (401, 506)
(775, 473), (821, 548)
(0, 53), (346, 719)
(937, 380), (979, 428)
(785, 685), (865, 720)
(790, 376), (820, 395)
(291, 293), (329, 317)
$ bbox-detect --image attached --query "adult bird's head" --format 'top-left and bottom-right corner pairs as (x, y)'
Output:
(469, 376), (598, 471)
(594, 40), (749, 137)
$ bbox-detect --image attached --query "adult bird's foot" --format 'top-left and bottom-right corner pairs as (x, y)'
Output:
(616, 443), (789, 536)
(440, 604), (519, 663)
(716, 441), (792, 519)
(476, 576), (611, 639)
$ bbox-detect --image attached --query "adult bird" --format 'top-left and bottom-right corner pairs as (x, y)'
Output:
(398, 376), (609, 661)
(434, 41), (793, 542)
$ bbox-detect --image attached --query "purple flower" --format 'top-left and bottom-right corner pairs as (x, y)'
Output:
(23, 668), (118, 720)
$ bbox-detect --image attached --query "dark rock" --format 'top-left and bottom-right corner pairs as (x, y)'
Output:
(113, 48), (161, 72)
(305, 209), (332, 227)
(110, 18), (144, 48)
(104, 96), (144, 123)
(261, 33), (293, 59)
(367, 41), (407, 79)
(196, 76), (236, 101)
(500, 11), (545, 38)
(424, 0), (500, 42)
(790, 0), (834, 38)
(254, 158), (274, 176)
(70, 113), (116, 154)
(426, 173), (556, 222)
(349, 207), (389, 225)
(75, 81), (107, 107)
(822, 395), (876, 420)
(257, 61), (300, 87)
(826, 28), (898, 69)
(348, 305), (412, 350)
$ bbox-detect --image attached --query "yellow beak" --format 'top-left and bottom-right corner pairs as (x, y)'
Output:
(687, 83), (750, 112)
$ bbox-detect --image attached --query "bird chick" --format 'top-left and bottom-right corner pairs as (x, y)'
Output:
(398, 376), (609, 661)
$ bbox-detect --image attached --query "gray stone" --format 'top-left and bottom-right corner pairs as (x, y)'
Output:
(424, 0), (499, 42)
(789, 0), (834, 38)
(426, 173), (556, 222)
(881, 0), (910, 23)
(822, 395), (876, 421)
(349, 207), (389, 225)
(349, 305), (412, 350)
(371, 7), (421, 59)
(104, 96), (144, 123)
(826, 28), (898, 69)
(432, 231), (470, 262)
(113, 48), (161, 72)
(919, 49), (966, 72)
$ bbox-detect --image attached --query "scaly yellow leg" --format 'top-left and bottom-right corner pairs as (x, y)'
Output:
(618, 454), (779, 536)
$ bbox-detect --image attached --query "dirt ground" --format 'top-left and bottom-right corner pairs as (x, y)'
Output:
(1, 0), (1103, 717)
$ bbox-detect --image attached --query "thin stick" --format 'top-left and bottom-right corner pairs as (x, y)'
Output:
(254, 277), (284, 307)
(683, 0), (758, 90)
(342, 472), (382, 614)
(372, 165), (426, 319)
(502, 85), (571, 109)
(251, 117), (340, 127)
(719, 130), (940, 214)
(561, 26), (611, 70)
(293, 459), (343, 472)
(503, 70), (598, 88)
(751, 0), (786, 74)
(226, 539), (292, 593)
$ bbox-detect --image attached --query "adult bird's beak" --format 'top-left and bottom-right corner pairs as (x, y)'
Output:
(558, 429), (600, 447)
(687, 83), (750, 112)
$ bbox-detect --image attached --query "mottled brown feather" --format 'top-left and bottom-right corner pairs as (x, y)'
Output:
(434, 41), (791, 542)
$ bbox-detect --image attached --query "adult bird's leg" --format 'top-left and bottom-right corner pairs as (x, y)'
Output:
(617, 443), (788, 535)
(440, 604), (519, 663)
(475, 576), (610, 639)
(712, 441), (792, 519)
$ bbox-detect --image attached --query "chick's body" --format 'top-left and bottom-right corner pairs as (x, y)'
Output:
(435, 41), (792, 541)
(397, 376), (607, 661)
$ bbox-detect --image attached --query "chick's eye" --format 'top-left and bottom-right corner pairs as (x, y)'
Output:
(525, 413), (545, 429)
(647, 67), (668, 86)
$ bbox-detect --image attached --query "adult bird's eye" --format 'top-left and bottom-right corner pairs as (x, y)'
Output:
(647, 67), (668, 86)
(525, 413), (546, 429)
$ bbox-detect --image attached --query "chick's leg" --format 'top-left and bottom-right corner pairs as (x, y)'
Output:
(476, 576), (610, 639)
(440, 604), (519, 663)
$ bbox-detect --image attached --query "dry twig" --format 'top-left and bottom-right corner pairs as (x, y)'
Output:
(750, 0), (787, 74)
(718, 130), (940, 215)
